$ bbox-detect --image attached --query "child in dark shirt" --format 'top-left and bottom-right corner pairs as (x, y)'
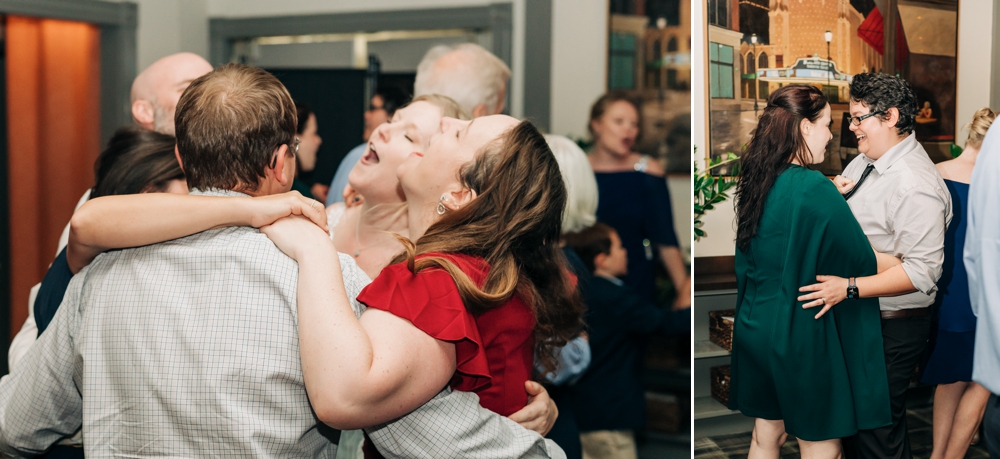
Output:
(564, 222), (690, 459)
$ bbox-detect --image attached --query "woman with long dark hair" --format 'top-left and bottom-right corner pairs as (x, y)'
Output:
(729, 84), (892, 458)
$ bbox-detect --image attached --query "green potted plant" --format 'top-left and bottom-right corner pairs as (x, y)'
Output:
(694, 147), (739, 241)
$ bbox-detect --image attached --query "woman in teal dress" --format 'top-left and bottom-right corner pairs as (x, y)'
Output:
(729, 84), (893, 458)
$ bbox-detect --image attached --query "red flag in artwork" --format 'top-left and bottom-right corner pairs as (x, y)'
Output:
(857, 6), (909, 69)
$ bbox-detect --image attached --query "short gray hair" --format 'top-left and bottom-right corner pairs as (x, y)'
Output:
(414, 43), (510, 116)
(545, 135), (598, 234)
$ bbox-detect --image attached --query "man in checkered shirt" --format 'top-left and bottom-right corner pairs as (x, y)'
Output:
(0, 64), (564, 458)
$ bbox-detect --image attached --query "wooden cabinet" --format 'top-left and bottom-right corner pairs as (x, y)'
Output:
(693, 256), (753, 437)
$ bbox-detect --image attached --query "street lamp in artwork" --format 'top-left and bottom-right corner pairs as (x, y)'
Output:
(751, 33), (758, 116)
(825, 30), (833, 91)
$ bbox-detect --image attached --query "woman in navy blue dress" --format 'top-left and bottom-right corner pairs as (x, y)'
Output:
(586, 92), (689, 307)
(922, 107), (997, 459)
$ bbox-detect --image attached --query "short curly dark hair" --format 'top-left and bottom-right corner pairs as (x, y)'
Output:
(849, 72), (917, 136)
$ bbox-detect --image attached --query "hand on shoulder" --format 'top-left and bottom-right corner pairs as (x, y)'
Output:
(260, 215), (335, 261)
(246, 191), (328, 231)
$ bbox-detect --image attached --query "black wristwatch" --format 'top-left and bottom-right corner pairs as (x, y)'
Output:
(847, 277), (859, 300)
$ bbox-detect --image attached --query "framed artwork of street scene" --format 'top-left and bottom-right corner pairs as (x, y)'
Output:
(706, 0), (958, 175)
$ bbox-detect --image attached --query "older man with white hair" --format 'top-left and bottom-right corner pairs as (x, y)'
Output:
(414, 43), (510, 117)
(326, 43), (510, 206)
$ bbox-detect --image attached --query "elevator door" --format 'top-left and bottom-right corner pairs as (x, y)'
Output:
(3, 15), (101, 368)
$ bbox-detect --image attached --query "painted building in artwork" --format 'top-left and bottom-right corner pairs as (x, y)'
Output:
(707, 0), (742, 108)
(609, 0), (692, 92)
(738, 0), (880, 102)
(644, 0), (692, 91)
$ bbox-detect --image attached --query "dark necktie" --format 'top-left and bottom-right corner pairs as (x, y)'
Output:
(844, 164), (876, 201)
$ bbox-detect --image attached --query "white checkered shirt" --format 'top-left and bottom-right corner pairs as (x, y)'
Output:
(0, 190), (367, 458)
(0, 190), (565, 459)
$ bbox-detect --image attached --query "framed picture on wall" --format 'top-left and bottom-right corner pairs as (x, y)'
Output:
(705, 0), (959, 174)
(608, 0), (691, 174)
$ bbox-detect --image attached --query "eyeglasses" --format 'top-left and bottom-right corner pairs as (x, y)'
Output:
(291, 137), (300, 154)
(848, 110), (886, 126)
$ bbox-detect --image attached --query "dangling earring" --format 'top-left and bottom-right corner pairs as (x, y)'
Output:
(436, 196), (449, 215)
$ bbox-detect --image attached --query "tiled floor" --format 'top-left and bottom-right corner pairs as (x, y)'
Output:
(638, 431), (692, 458)
(695, 390), (990, 459)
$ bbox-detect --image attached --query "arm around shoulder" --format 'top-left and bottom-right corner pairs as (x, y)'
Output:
(67, 192), (328, 273)
(263, 220), (457, 430)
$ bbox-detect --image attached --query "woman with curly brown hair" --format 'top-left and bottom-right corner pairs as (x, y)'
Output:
(729, 84), (893, 458)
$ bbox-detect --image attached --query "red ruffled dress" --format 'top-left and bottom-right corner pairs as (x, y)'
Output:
(357, 253), (536, 458)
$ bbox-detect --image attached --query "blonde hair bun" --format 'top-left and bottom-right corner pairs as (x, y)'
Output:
(967, 107), (998, 149)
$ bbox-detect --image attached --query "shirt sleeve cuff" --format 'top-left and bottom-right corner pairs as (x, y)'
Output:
(901, 261), (938, 295)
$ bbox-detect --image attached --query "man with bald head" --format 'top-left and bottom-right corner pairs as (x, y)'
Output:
(130, 52), (214, 135)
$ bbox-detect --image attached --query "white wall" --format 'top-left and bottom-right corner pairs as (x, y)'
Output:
(668, 176), (693, 259)
(693, 197), (735, 257)
(691, 0), (707, 154)
(549, 0), (607, 138)
(690, 0), (731, 256)
(99, 0), (210, 70)
(955, 0), (994, 146)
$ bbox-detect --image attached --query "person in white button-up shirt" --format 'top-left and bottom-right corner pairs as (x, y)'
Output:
(799, 73), (951, 459)
(964, 121), (1000, 458)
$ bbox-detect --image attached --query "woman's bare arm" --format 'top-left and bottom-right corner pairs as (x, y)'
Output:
(67, 192), (327, 273)
(658, 245), (691, 309)
(262, 216), (456, 430)
(874, 249), (903, 273)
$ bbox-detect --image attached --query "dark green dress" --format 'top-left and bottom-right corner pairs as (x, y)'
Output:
(728, 165), (891, 441)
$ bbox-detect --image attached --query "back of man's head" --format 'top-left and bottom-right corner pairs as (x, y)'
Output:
(175, 64), (296, 193)
(413, 43), (510, 118)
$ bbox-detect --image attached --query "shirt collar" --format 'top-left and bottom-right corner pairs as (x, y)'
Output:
(189, 188), (252, 198)
(864, 132), (918, 175)
(596, 274), (624, 286)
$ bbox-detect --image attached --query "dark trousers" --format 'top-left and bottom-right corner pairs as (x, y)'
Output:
(985, 394), (1000, 458)
(39, 445), (84, 459)
(843, 314), (931, 459)
(546, 386), (582, 459)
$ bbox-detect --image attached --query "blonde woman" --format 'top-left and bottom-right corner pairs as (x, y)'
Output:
(325, 94), (468, 278)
